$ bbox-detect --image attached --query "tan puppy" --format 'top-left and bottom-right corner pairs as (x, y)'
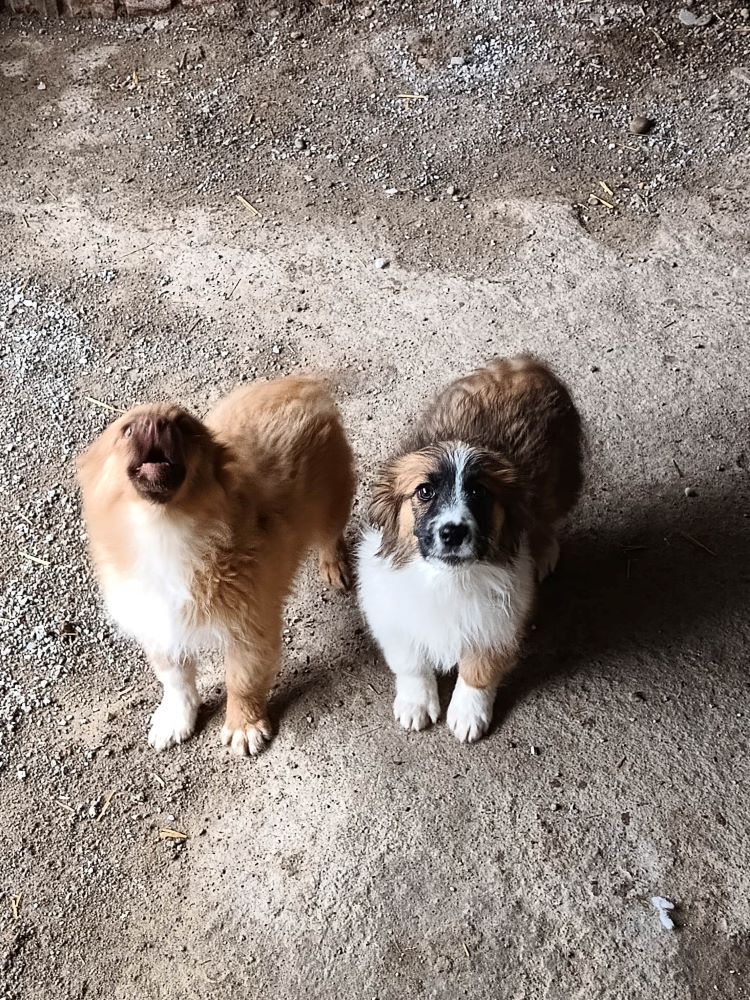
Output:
(78, 377), (354, 756)
(357, 356), (583, 742)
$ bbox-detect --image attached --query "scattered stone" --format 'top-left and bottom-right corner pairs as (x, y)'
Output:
(37, 81), (46, 91)
(374, 257), (389, 269)
(289, 30), (303, 41)
(651, 896), (676, 931)
(450, 56), (467, 68)
(446, 184), (458, 196)
(684, 486), (698, 497)
(630, 114), (654, 135)
(271, 342), (282, 355)
(678, 8), (714, 26)
(293, 137), (306, 151)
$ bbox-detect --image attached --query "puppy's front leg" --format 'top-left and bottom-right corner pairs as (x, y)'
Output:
(382, 639), (440, 732)
(147, 653), (200, 751)
(447, 648), (517, 743)
(221, 635), (278, 757)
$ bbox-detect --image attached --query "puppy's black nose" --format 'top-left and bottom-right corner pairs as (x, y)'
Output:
(439, 522), (469, 548)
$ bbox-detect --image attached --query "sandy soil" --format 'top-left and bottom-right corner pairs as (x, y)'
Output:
(1, 2), (749, 998)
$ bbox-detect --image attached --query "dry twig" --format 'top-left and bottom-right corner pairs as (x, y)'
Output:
(678, 531), (716, 557)
(236, 194), (261, 217)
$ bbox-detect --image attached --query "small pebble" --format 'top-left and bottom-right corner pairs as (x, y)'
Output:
(289, 30), (303, 41)
(37, 80), (46, 91)
(684, 486), (698, 498)
(446, 184), (458, 196)
(450, 56), (466, 68)
(630, 115), (654, 135)
(374, 257), (389, 269)
(678, 8), (713, 26)
(293, 137), (306, 151)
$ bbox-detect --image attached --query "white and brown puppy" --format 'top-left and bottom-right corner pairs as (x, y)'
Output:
(78, 377), (354, 756)
(357, 355), (583, 743)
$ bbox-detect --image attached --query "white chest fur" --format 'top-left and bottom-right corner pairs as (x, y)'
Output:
(357, 527), (535, 669)
(100, 504), (219, 659)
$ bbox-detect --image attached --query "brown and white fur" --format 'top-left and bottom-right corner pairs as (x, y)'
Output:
(78, 376), (354, 756)
(356, 356), (583, 742)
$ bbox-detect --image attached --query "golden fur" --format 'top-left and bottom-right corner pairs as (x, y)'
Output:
(78, 376), (355, 756)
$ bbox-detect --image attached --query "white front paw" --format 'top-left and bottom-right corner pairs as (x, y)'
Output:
(393, 674), (440, 732)
(447, 678), (495, 743)
(148, 696), (199, 751)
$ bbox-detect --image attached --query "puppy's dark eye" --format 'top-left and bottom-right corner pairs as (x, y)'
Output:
(416, 484), (435, 502)
(467, 482), (487, 499)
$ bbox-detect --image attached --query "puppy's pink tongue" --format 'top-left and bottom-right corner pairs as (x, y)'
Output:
(139, 462), (169, 481)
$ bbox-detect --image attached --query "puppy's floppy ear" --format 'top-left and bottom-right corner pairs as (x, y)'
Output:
(478, 449), (522, 494)
(477, 449), (529, 552)
(369, 461), (403, 539)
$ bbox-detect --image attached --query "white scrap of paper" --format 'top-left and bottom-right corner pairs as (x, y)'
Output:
(651, 896), (676, 930)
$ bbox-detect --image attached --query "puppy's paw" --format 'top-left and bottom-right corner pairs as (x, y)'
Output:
(447, 678), (495, 743)
(148, 696), (199, 751)
(393, 674), (440, 732)
(319, 540), (352, 592)
(221, 718), (273, 757)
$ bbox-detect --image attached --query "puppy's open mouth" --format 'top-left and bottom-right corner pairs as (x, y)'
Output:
(129, 448), (186, 502)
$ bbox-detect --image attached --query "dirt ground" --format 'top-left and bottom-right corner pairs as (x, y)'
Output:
(1, 1), (749, 997)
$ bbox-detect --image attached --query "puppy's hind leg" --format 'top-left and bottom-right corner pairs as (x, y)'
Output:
(530, 520), (563, 582)
(316, 469), (354, 592)
(147, 653), (200, 751)
(318, 533), (352, 592)
(316, 422), (355, 592)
